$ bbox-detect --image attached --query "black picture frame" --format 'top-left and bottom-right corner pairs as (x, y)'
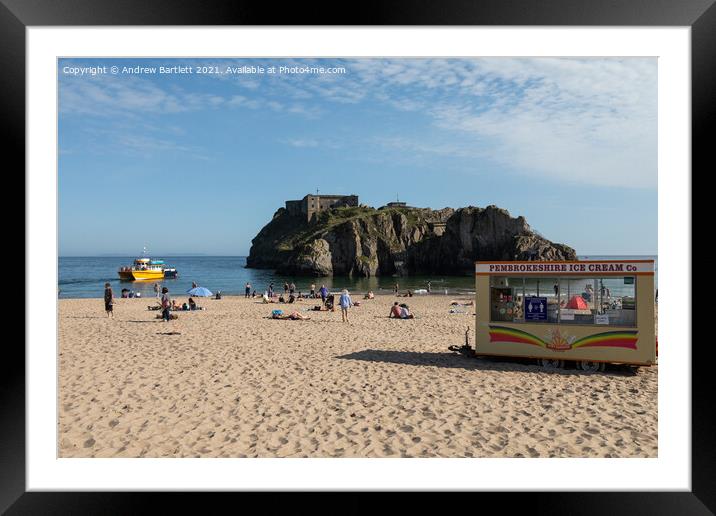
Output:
(4, 0), (708, 513)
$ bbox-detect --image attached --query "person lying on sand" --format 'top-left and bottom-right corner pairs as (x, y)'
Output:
(271, 310), (311, 320)
(450, 300), (474, 306)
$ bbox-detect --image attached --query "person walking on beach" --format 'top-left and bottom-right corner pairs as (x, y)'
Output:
(289, 282), (296, 295)
(268, 282), (274, 298)
(427, 281), (431, 293)
(310, 283), (316, 298)
(284, 282), (289, 295)
(104, 282), (114, 318)
(394, 282), (399, 295)
(160, 287), (172, 322)
(339, 289), (353, 323)
(245, 282), (251, 298)
(154, 282), (160, 298)
(319, 284), (328, 305)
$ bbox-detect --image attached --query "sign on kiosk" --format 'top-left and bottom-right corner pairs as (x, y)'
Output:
(476, 261), (654, 275)
(525, 297), (547, 321)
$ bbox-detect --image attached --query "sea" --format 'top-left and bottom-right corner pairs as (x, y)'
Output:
(58, 255), (657, 299)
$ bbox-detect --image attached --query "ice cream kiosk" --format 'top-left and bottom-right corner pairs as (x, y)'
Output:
(474, 260), (656, 371)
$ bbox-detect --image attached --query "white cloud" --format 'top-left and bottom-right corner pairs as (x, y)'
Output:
(346, 58), (657, 189)
(60, 58), (657, 189)
(284, 138), (319, 148)
(246, 58), (655, 188)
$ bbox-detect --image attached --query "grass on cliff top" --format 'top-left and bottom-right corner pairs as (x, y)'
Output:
(273, 206), (427, 250)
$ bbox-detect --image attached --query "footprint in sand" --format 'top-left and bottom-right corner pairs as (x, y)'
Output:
(527, 447), (540, 458)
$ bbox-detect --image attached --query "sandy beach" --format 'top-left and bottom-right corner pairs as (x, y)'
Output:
(58, 294), (657, 458)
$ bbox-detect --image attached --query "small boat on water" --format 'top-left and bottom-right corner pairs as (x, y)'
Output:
(118, 257), (178, 281)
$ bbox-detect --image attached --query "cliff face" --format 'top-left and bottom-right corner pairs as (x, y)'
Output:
(246, 205), (577, 276)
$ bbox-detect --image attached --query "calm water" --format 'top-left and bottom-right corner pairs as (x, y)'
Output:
(58, 255), (657, 299)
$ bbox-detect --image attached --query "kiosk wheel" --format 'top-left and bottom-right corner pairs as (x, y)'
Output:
(578, 360), (605, 373)
(539, 358), (564, 369)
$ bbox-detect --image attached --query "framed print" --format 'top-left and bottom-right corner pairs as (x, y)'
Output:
(6, 0), (710, 512)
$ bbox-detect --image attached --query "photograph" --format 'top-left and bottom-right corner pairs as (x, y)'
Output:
(57, 57), (658, 459)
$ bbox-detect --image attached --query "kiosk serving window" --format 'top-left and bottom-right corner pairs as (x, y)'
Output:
(490, 276), (524, 322)
(593, 277), (636, 326)
(490, 275), (637, 327)
(560, 278), (596, 325)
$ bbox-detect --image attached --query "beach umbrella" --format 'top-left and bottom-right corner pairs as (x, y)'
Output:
(566, 295), (588, 310)
(187, 286), (213, 297)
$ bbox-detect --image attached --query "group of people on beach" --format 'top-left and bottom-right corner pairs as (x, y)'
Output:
(103, 278), (426, 323)
(268, 287), (357, 322)
(104, 282), (203, 322)
(258, 279), (422, 323)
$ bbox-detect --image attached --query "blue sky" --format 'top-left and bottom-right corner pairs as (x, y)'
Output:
(58, 58), (657, 256)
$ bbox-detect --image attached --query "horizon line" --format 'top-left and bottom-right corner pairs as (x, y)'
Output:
(58, 252), (659, 258)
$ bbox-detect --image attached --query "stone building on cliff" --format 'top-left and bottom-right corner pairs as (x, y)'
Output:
(285, 193), (359, 222)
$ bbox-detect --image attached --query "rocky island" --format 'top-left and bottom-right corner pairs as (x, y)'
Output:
(246, 194), (577, 277)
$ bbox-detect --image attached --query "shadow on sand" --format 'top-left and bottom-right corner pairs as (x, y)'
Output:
(335, 349), (639, 376)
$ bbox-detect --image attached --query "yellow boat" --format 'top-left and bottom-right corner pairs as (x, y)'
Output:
(118, 258), (168, 281)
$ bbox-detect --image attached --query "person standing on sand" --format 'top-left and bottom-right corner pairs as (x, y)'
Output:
(394, 282), (399, 295)
(320, 284), (328, 305)
(245, 282), (251, 298)
(427, 281), (431, 293)
(284, 282), (289, 295)
(339, 289), (353, 323)
(268, 282), (274, 298)
(160, 287), (172, 322)
(289, 282), (296, 295)
(310, 283), (316, 298)
(104, 282), (114, 318)
(154, 282), (160, 298)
